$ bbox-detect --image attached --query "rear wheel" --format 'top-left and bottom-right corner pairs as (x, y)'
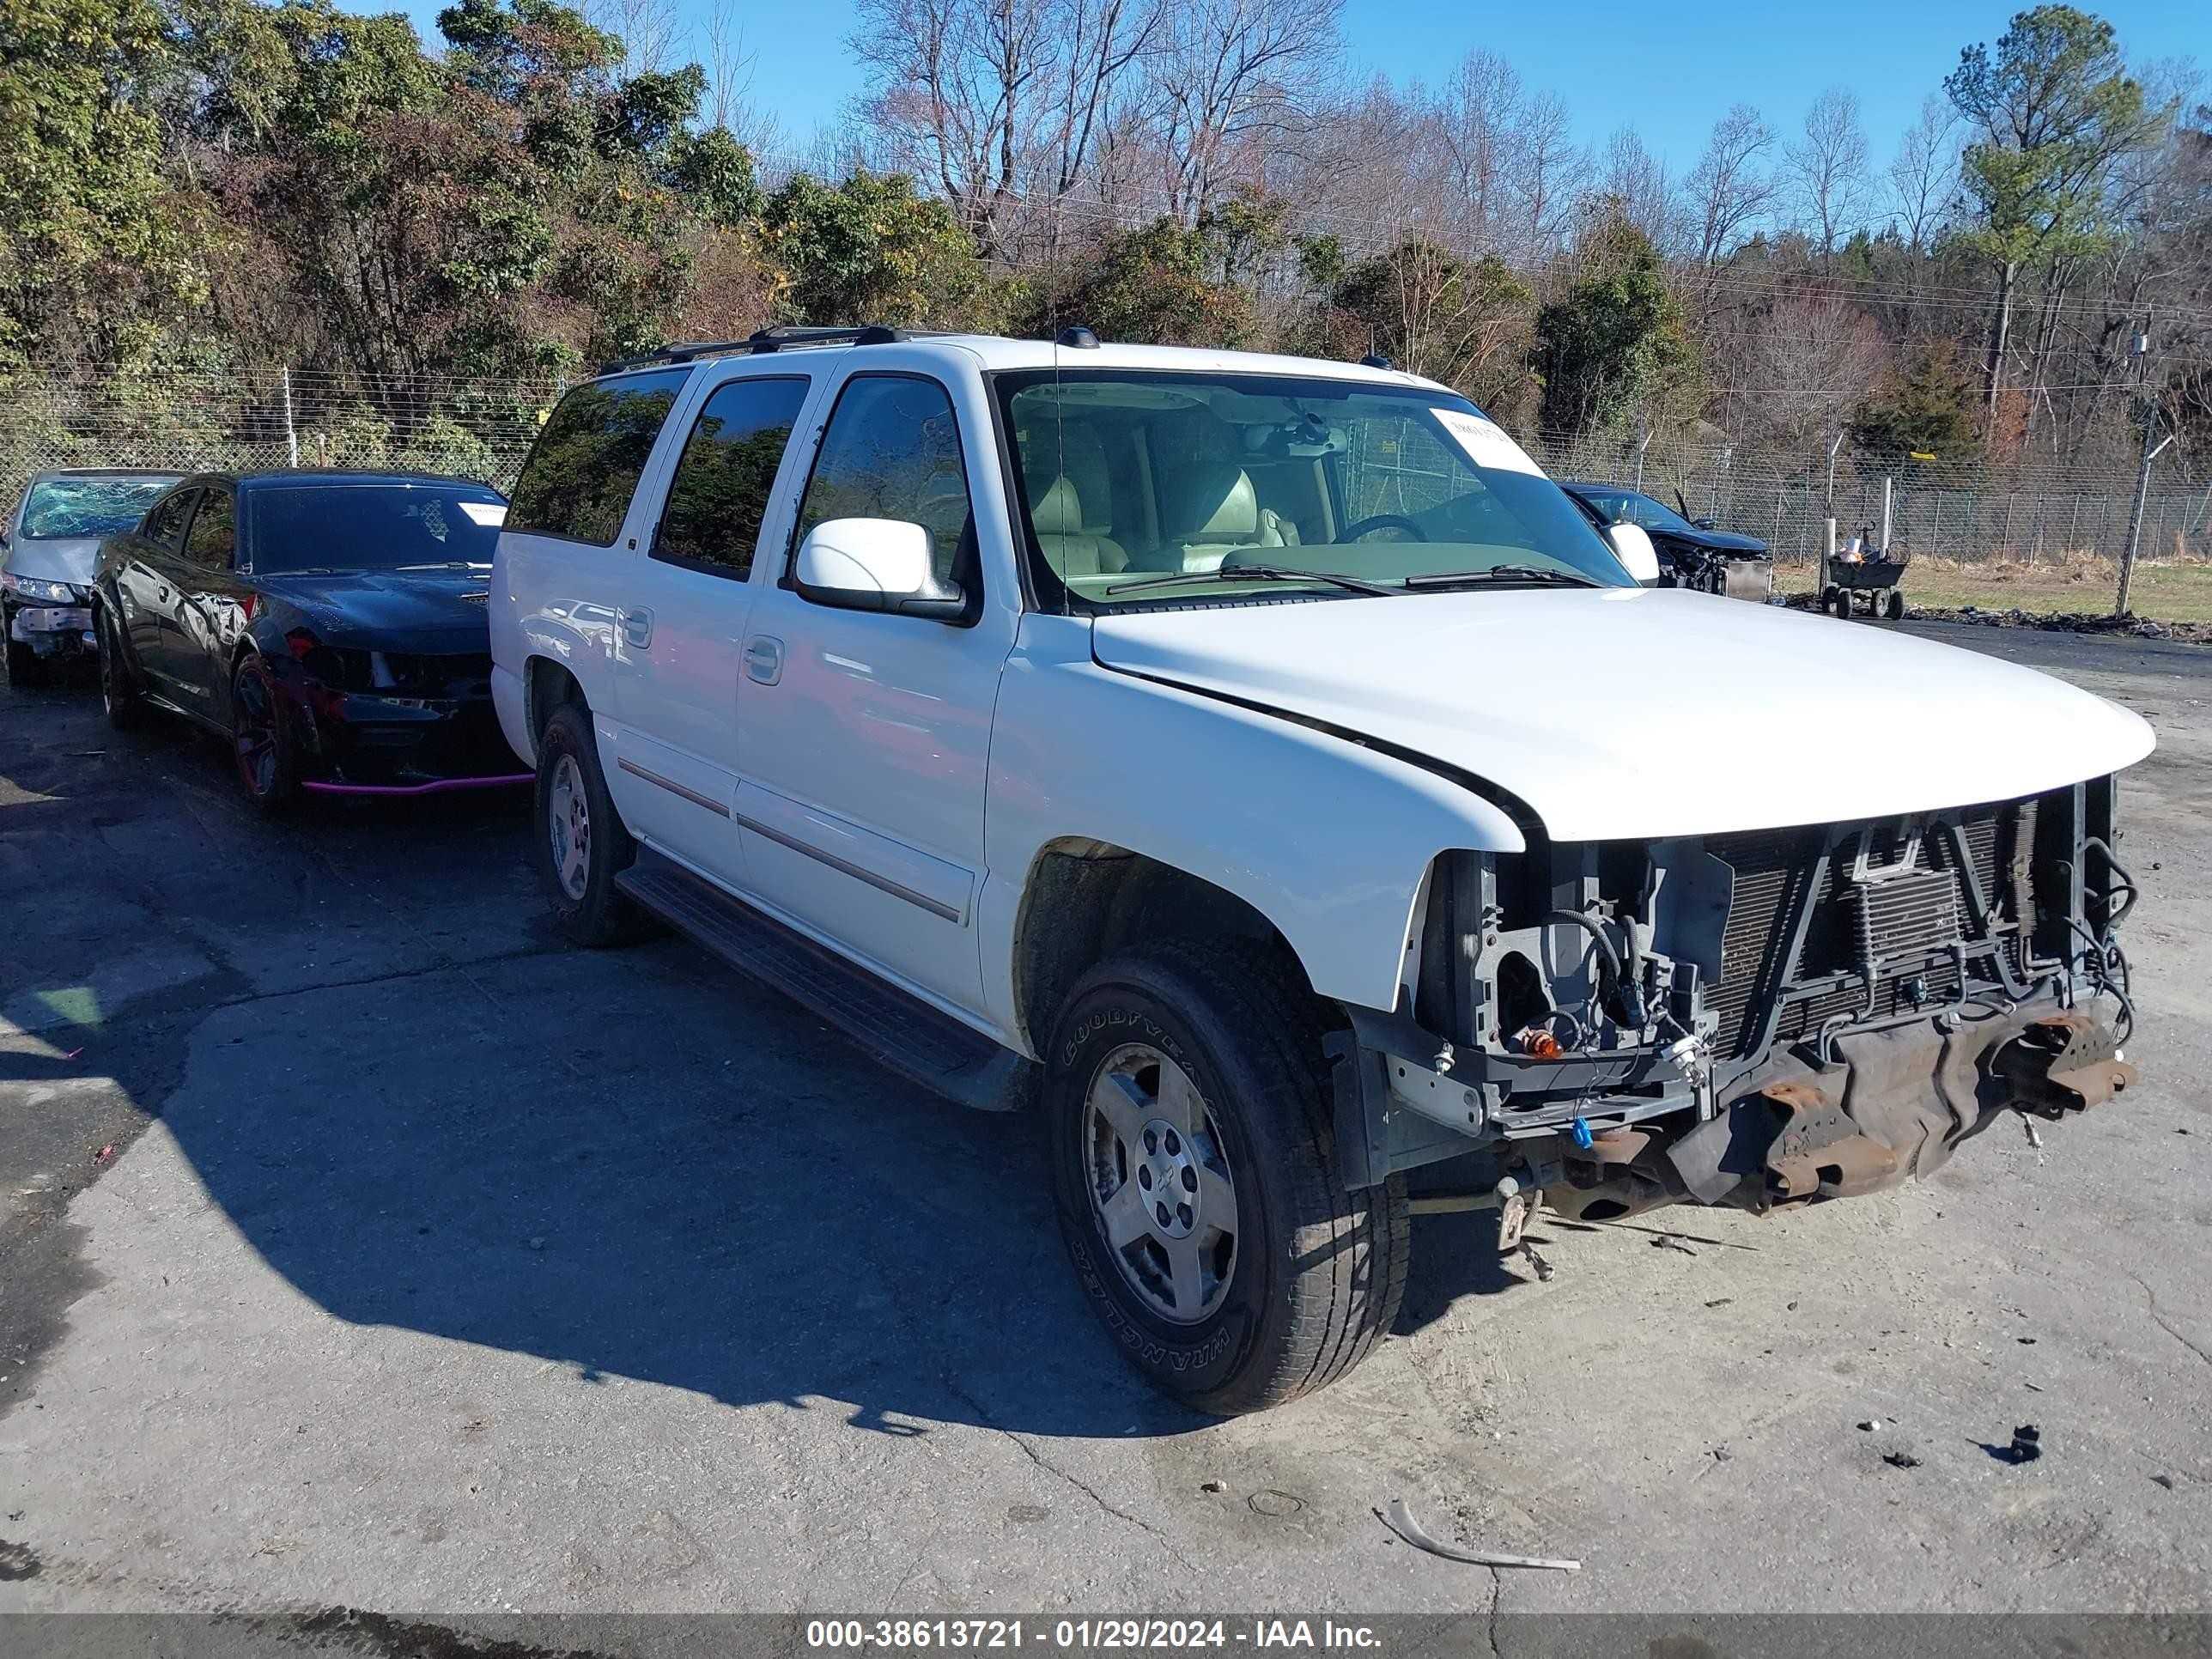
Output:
(231, 653), (299, 810)
(1885, 589), (1905, 621)
(532, 702), (653, 947)
(1044, 940), (1409, 1415)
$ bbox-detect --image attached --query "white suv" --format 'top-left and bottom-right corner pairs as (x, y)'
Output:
(490, 326), (2153, 1413)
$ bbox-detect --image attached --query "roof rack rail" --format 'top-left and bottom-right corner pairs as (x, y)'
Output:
(599, 325), (911, 374)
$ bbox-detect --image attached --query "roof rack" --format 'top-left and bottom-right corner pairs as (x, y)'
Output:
(600, 325), (912, 374)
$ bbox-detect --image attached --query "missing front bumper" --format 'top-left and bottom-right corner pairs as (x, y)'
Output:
(1654, 1001), (2134, 1213)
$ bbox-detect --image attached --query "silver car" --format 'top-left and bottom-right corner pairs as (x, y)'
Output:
(3, 469), (184, 685)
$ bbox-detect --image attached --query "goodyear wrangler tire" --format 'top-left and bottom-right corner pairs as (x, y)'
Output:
(1043, 939), (1409, 1414)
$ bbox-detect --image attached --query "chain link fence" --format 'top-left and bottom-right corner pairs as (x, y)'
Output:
(6, 362), (2205, 578)
(0, 364), (561, 511)
(1529, 428), (2210, 571)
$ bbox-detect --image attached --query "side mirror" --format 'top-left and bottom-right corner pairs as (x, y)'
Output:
(1692, 517), (1717, 531)
(1602, 522), (1661, 585)
(792, 518), (967, 621)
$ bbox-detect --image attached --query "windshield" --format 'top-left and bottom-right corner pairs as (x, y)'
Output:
(20, 477), (176, 540)
(247, 483), (507, 574)
(1571, 487), (1697, 535)
(993, 370), (1631, 607)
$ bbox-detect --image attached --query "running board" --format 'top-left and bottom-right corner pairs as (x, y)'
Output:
(615, 849), (1033, 1112)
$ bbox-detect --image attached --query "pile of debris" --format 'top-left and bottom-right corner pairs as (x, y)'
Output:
(1777, 592), (2212, 644)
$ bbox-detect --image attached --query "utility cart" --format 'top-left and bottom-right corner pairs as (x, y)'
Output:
(1821, 550), (1907, 621)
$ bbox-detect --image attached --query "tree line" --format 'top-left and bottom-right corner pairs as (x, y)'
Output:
(2, 0), (2206, 477)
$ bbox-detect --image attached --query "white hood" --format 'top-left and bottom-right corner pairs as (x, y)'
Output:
(1090, 586), (2156, 842)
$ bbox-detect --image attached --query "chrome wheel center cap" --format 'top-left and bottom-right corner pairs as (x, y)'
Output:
(1134, 1115), (1201, 1238)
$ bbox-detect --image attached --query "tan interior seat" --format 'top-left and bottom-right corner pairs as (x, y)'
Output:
(1030, 474), (1127, 577)
(1156, 460), (1297, 571)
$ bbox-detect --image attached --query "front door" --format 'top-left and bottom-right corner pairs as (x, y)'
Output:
(608, 371), (815, 877)
(732, 369), (1015, 1013)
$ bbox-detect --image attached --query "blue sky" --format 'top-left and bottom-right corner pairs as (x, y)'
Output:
(394, 0), (2203, 176)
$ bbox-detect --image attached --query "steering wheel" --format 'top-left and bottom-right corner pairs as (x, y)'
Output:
(1340, 514), (1429, 543)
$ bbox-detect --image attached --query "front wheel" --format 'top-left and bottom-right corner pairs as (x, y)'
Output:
(231, 653), (299, 809)
(97, 609), (143, 727)
(1044, 941), (1409, 1415)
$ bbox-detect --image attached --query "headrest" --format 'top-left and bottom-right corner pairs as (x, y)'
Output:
(1031, 475), (1085, 537)
(1161, 463), (1260, 542)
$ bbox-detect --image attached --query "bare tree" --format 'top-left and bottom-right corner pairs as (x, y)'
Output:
(586, 0), (683, 78)
(1047, 0), (1164, 199)
(1434, 50), (1520, 251)
(1598, 126), (1674, 248)
(1884, 94), (1960, 257)
(1504, 89), (1586, 258)
(1153, 0), (1343, 224)
(1787, 88), (1871, 263)
(698, 0), (781, 154)
(850, 0), (1055, 252)
(1738, 293), (1889, 453)
(1680, 103), (1777, 267)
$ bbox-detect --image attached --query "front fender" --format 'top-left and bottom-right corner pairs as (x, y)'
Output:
(980, 619), (1525, 1030)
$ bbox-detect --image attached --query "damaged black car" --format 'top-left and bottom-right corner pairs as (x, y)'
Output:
(92, 471), (524, 806)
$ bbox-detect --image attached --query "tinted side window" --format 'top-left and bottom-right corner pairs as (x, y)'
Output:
(793, 377), (974, 585)
(508, 369), (690, 547)
(184, 489), (235, 567)
(144, 489), (198, 551)
(653, 377), (810, 579)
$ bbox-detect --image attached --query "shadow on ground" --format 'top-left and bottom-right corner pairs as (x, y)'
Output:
(2, 682), (1530, 1446)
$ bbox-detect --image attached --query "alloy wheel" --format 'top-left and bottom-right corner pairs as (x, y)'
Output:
(1084, 1042), (1239, 1324)
(547, 753), (591, 902)
(234, 667), (280, 795)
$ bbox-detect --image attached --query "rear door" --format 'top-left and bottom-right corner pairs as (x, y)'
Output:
(165, 483), (239, 710)
(125, 486), (200, 689)
(498, 367), (693, 775)
(607, 369), (816, 876)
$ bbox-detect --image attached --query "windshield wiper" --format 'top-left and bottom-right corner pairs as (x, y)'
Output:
(1103, 563), (1396, 598)
(1401, 563), (1598, 590)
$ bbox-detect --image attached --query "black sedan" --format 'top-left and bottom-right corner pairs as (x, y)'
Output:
(1558, 482), (1772, 596)
(91, 471), (526, 806)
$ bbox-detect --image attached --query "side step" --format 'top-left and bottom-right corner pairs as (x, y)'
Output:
(615, 849), (1034, 1112)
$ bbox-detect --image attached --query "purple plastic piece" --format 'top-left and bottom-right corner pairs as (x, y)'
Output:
(301, 774), (531, 798)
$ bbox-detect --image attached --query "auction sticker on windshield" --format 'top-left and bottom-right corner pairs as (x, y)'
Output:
(459, 501), (508, 526)
(1431, 408), (1542, 477)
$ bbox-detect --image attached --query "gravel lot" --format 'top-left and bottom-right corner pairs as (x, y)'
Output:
(2, 622), (2208, 1644)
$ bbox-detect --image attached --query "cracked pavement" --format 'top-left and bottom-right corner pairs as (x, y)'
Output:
(1, 622), (2208, 1639)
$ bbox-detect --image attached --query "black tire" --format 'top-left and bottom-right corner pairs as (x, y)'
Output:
(1044, 939), (1409, 1415)
(4, 612), (47, 688)
(96, 608), (143, 726)
(532, 701), (654, 947)
(1886, 589), (1905, 621)
(230, 653), (300, 810)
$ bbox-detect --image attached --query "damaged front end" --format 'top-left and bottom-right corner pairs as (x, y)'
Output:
(1332, 777), (2140, 1226)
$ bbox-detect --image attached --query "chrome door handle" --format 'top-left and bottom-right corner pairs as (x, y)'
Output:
(743, 635), (783, 685)
(619, 606), (653, 648)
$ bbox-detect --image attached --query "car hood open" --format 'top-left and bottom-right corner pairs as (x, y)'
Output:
(1089, 586), (2155, 842)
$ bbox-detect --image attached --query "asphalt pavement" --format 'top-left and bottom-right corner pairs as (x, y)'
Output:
(1, 621), (2208, 1647)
